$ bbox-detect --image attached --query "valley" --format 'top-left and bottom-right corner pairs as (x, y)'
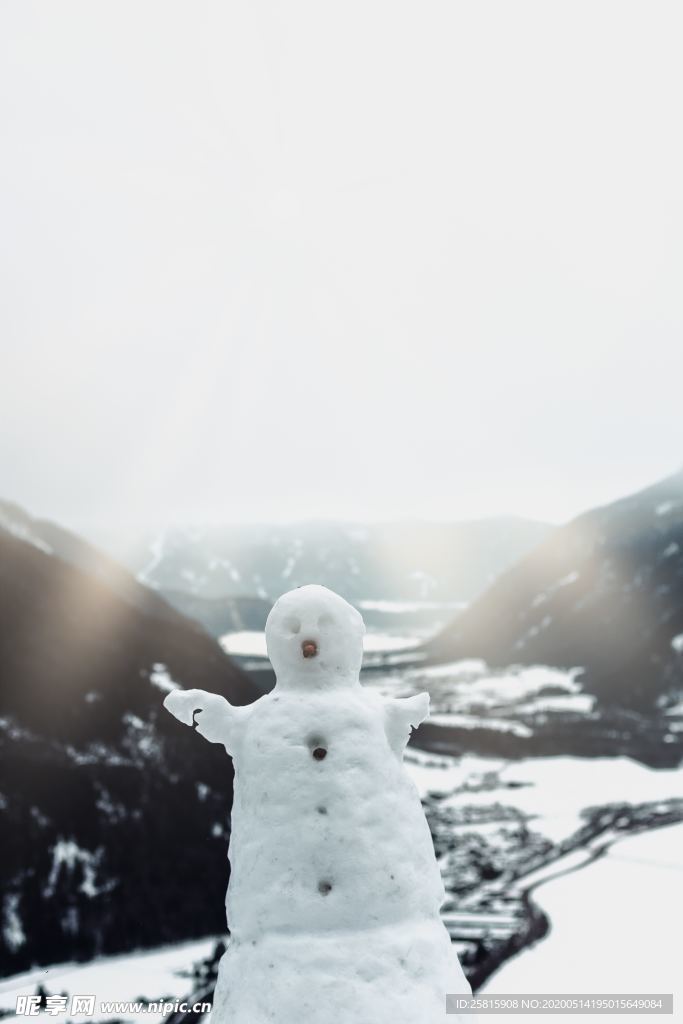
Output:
(2, 470), (683, 1007)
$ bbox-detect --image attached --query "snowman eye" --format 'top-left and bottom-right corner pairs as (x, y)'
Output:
(317, 613), (333, 628)
(283, 616), (301, 634)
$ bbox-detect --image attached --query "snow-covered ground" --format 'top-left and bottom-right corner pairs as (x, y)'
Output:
(404, 749), (683, 843)
(404, 747), (683, 1017)
(443, 754), (683, 843)
(401, 748), (485, 797)
(0, 938), (219, 1023)
(2, 750), (681, 1019)
(357, 599), (465, 614)
(483, 823), (683, 1019)
(3, 738), (680, 1021)
(219, 629), (420, 657)
(218, 630), (268, 656)
(218, 599), (468, 658)
(366, 660), (594, 731)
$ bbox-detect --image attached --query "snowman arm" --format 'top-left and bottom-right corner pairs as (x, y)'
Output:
(163, 688), (241, 753)
(383, 691), (430, 756)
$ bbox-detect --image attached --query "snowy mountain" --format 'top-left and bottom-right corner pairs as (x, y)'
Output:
(108, 518), (550, 607)
(0, 500), (184, 624)
(159, 590), (272, 639)
(0, 509), (260, 975)
(429, 470), (683, 711)
(2, 498), (681, 997)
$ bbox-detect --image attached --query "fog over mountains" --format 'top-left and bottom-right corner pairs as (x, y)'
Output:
(101, 518), (551, 641)
(112, 518), (551, 604)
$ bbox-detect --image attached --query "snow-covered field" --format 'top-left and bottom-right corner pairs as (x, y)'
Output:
(220, 629), (420, 656)
(3, 737), (680, 1021)
(0, 938), (219, 1023)
(404, 749), (683, 844)
(367, 659), (595, 732)
(218, 630), (268, 656)
(404, 747), (683, 1015)
(483, 823), (683, 1020)
(357, 599), (465, 615)
(218, 598), (467, 658)
(464, 755), (679, 843)
(2, 751), (681, 1020)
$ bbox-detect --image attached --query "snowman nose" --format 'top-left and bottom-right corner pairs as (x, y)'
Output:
(301, 639), (318, 659)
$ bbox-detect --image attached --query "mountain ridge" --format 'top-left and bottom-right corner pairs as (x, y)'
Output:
(429, 469), (683, 710)
(0, 508), (260, 974)
(104, 516), (552, 606)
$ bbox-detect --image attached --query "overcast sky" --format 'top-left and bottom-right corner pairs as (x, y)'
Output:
(2, 1), (682, 535)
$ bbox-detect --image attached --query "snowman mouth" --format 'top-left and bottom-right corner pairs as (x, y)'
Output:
(301, 639), (318, 659)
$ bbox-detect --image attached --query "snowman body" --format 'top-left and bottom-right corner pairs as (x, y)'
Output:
(165, 585), (471, 1024)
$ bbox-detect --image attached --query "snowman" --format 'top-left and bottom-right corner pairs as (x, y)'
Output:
(164, 585), (472, 1023)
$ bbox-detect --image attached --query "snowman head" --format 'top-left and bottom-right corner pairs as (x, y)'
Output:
(265, 585), (365, 688)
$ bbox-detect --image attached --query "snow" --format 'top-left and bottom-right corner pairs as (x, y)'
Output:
(219, 630), (267, 656)
(656, 500), (675, 515)
(529, 572), (579, 612)
(365, 659), (601, 742)
(511, 693), (595, 714)
(252, 573), (268, 600)
(402, 749), (502, 800)
(0, 938), (218, 1023)
(363, 632), (419, 652)
(138, 533), (165, 588)
(663, 541), (679, 558)
(403, 751), (683, 844)
(207, 557), (241, 583)
(515, 616), (553, 647)
(123, 713), (144, 730)
(65, 742), (127, 768)
(367, 660), (585, 724)
(148, 663), (180, 693)
(219, 629), (421, 657)
(94, 786), (126, 823)
(408, 570), (438, 599)
(403, 748), (683, 1018)
(443, 755), (683, 843)
(165, 585), (470, 1023)
(0, 512), (53, 555)
(358, 599), (465, 614)
(43, 841), (114, 900)
(671, 633), (683, 654)
(396, 659), (489, 679)
(427, 714), (533, 738)
(122, 715), (160, 760)
(2, 894), (26, 952)
(484, 823), (683, 1017)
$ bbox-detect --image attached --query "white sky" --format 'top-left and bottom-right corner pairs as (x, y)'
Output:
(1, 1), (682, 534)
